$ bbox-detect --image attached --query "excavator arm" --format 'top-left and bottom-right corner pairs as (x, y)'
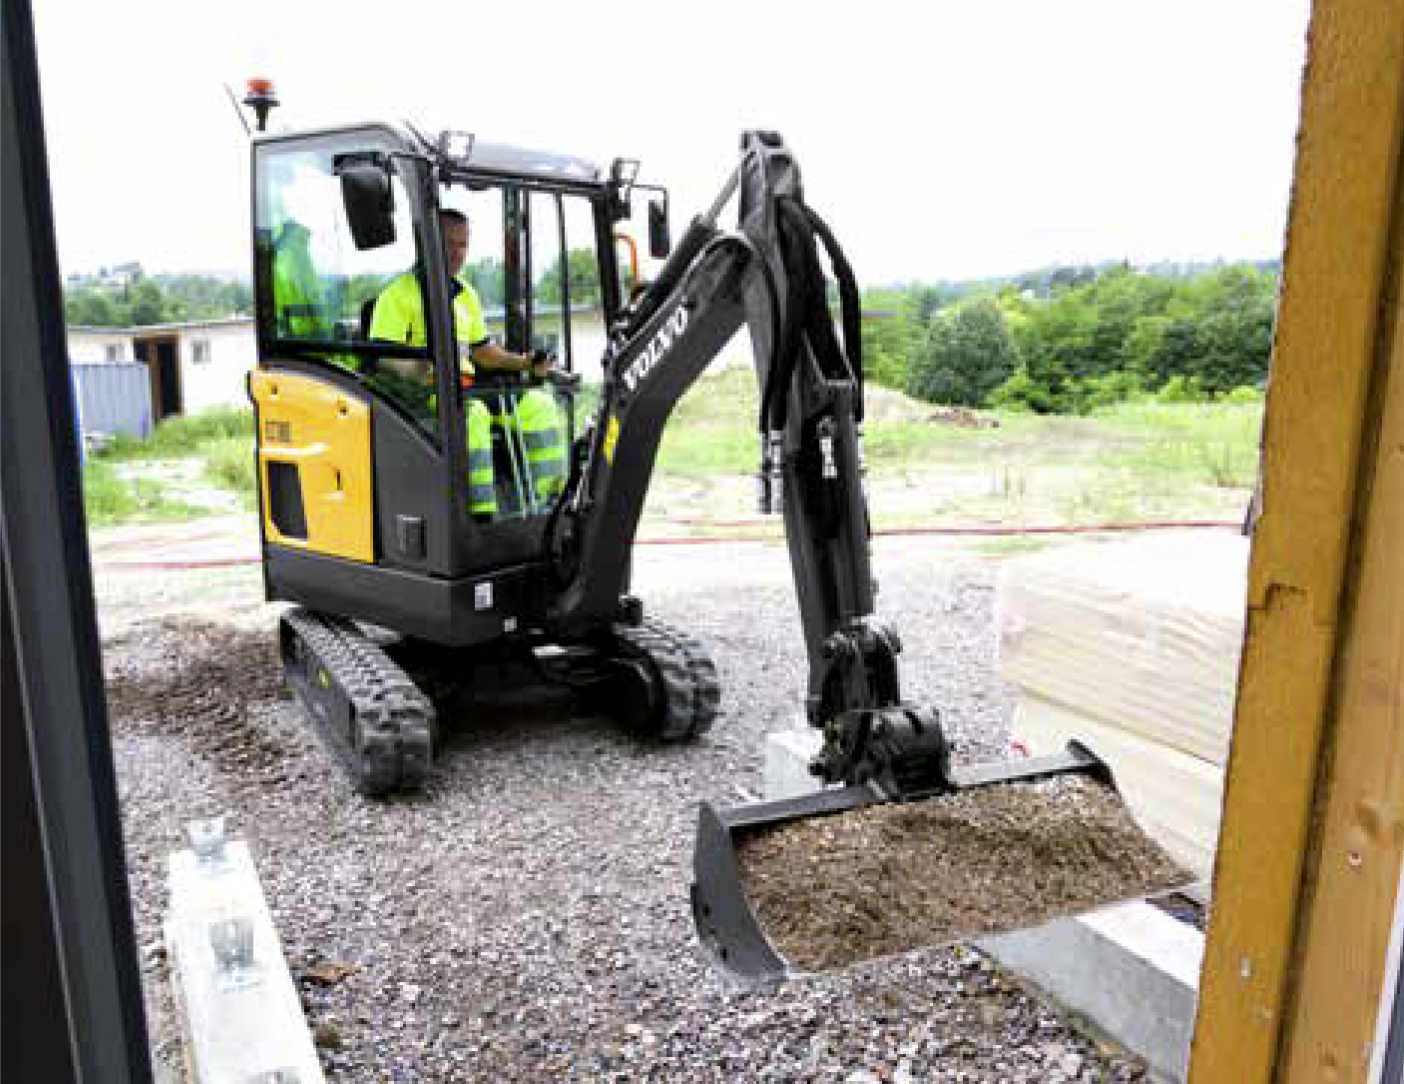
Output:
(550, 131), (950, 795)
(547, 132), (1114, 981)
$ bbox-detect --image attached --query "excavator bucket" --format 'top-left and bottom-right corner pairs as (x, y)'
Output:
(690, 741), (1187, 981)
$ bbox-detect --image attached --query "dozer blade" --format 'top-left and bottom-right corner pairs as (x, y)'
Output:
(690, 741), (1186, 982)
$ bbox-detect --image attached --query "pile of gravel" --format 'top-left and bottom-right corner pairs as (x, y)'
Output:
(106, 539), (1153, 1082)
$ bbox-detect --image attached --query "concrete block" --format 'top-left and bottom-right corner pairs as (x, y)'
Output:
(165, 824), (325, 1084)
(980, 905), (1200, 1082)
(762, 728), (1205, 1083)
(763, 724), (823, 800)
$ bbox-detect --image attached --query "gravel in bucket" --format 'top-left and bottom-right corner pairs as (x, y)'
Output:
(735, 773), (1192, 972)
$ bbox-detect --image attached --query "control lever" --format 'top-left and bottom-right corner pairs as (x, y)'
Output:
(545, 369), (582, 392)
(530, 350), (582, 392)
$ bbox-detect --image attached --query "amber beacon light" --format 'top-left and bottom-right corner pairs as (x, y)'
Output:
(243, 78), (279, 132)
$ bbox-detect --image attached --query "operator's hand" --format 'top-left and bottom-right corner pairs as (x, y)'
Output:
(528, 348), (556, 381)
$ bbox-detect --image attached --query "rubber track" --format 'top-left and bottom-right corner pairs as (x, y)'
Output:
(612, 617), (721, 740)
(282, 608), (435, 795)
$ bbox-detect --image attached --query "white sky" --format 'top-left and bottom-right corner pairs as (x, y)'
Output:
(34, 0), (1311, 285)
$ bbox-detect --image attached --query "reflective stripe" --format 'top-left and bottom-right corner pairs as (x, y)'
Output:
(522, 428), (562, 451)
(468, 483), (497, 510)
(529, 458), (566, 480)
(467, 449), (493, 471)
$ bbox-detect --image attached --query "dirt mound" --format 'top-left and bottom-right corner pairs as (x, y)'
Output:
(924, 405), (1000, 429)
(736, 773), (1190, 972)
(104, 618), (293, 784)
(860, 386), (998, 428)
(861, 384), (936, 423)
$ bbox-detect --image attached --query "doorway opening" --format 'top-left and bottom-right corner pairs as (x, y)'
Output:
(133, 335), (182, 422)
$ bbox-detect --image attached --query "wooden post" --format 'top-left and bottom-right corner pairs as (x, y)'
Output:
(1188, 2), (1404, 1081)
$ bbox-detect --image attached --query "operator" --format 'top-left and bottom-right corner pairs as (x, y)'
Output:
(265, 166), (327, 340)
(369, 209), (567, 517)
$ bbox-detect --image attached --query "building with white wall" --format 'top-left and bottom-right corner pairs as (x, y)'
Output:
(68, 318), (256, 423)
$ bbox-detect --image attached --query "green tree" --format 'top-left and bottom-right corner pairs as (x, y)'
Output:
(989, 366), (1054, 412)
(1143, 316), (1203, 388)
(910, 284), (952, 324)
(125, 279), (167, 326)
(859, 288), (920, 389)
(906, 296), (1017, 407)
(1192, 267), (1276, 393)
(536, 248), (601, 307)
(1124, 314), (1169, 380)
(1010, 289), (1096, 410)
(64, 288), (122, 327)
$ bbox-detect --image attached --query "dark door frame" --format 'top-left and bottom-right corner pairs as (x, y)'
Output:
(2, 0), (154, 1078)
(133, 333), (182, 421)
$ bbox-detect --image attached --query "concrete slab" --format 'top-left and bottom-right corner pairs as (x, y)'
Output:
(165, 833), (325, 1084)
(762, 723), (822, 798)
(981, 904), (1201, 1082)
(762, 728), (1204, 1083)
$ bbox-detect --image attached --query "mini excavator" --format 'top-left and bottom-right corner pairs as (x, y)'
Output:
(243, 87), (1111, 977)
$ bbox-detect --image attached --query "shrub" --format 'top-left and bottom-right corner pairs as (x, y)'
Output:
(906, 297), (1016, 407)
(1156, 375), (1209, 404)
(988, 368), (1052, 413)
(1073, 370), (1147, 413)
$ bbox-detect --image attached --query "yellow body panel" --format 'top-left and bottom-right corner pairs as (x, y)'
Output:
(249, 368), (374, 563)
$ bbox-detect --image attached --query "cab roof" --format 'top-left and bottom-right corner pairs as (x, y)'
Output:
(253, 122), (610, 190)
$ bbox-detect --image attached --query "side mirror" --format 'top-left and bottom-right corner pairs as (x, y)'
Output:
(337, 161), (395, 250)
(648, 197), (671, 260)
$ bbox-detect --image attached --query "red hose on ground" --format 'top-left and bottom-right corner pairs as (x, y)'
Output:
(94, 519), (1240, 572)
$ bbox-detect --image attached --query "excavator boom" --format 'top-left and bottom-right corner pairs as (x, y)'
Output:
(543, 132), (1134, 977)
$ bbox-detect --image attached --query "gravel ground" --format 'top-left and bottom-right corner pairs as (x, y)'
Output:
(104, 536), (1154, 1082)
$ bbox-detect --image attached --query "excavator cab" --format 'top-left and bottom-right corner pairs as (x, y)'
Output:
(249, 122), (681, 624)
(251, 126), (607, 578)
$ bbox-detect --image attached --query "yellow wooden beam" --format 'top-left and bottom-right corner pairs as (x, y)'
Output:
(1188, 1), (1404, 1081)
(1281, 223), (1403, 1080)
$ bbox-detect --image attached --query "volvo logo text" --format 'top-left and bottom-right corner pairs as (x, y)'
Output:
(622, 305), (689, 392)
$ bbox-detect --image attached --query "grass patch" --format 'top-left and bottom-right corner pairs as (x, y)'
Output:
(83, 381), (1264, 531)
(1092, 400), (1262, 489)
(200, 437), (258, 501)
(87, 406), (257, 525)
(648, 374), (1262, 525)
(82, 461), (205, 527)
(655, 368), (760, 477)
(100, 407), (254, 461)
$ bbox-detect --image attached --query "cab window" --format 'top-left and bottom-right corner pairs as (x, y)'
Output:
(255, 144), (417, 345)
(255, 141), (435, 428)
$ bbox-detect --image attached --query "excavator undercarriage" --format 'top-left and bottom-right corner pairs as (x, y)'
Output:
(279, 606), (719, 794)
